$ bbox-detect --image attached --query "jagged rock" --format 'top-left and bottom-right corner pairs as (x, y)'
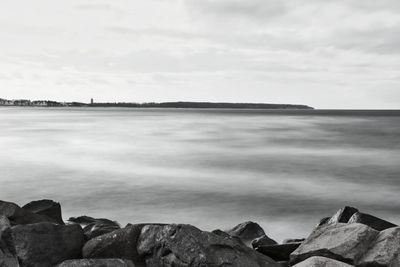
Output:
(292, 256), (353, 266)
(11, 222), (84, 267)
(0, 216), (19, 267)
(317, 217), (331, 227)
(256, 243), (301, 261)
(22, 199), (64, 224)
(327, 206), (359, 225)
(226, 221), (267, 247)
(137, 224), (280, 267)
(356, 227), (400, 267)
(252, 235), (278, 248)
(0, 200), (59, 225)
(290, 223), (378, 265)
(348, 212), (397, 231)
(57, 259), (135, 267)
(282, 238), (305, 244)
(68, 216), (120, 240)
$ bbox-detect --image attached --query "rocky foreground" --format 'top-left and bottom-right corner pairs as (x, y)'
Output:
(0, 200), (399, 267)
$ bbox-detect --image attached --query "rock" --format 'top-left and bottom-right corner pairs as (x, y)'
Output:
(252, 235), (278, 249)
(282, 238), (305, 244)
(348, 212), (397, 231)
(256, 243), (301, 261)
(327, 206), (359, 225)
(277, 262), (289, 267)
(137, 224), (280, 267)
(0, 217), (19, 267)
(290, 223), (378, 265)
(226, 221), (268, 247)
(317, 217), (331, 227)
(292, 256), (353, 266)
(68, 216), (120, 240)
(22, 199), (64, 224)
(356, 227), (400, 267)
(11, 222), (84, 267)
(57, 259), (135, 267)
(0, 200), (59, 225)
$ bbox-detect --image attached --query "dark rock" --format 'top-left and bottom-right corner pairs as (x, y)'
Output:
(282, 238), (305, 244)
(292, 256), (353, 266)
(22, 199), (64, 224)
(356, 227), (400, 267)
(0, 200), (59, 225)
(290, 223), (378, 265)
(252, 235), (278, 249)
(256, 243), (301, 261)
(0, 216), (19, 267)
(277, 262), (289, 267)
(57, 259), (135, 267)
(327, 206), (359, 225)
(68, 216), (120, 240)
(348, 212), (397, 231)
(226, 221), (267, 247)
(317, 217), (331, 227)
(137, 224), (280, 267)
(11, 222), (84, 267)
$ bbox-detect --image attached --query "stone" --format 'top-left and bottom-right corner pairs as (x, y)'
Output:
(327, 206), (359, 225)
(356, 227), (400, 267)
(57, 259), (135, 267)
(256, 243), (301, 261)
(22, 199), (64, 224)
(292, 256), (353, 267)
(0, 218), (19, 267)
(282, 238), (305, 244)
(290, 223), (378, 265)
(68, 216), (120, 240)
(348, 212), (397, 231)
(252, 235), (278, 249)
(226, 221), (267, 247)
(11, 222), (84, 267)
(137, 224), (280, 267)
(317, 217), (331, 227)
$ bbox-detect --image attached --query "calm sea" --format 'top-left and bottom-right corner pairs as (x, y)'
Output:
(1, 107), (400, 241)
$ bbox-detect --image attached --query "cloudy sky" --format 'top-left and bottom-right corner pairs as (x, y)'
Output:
(1, 0), (399, 108)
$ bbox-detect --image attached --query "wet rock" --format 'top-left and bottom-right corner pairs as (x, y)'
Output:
(226, 221), (267, 247)
(292, 256), (353, 266)
(22, 199), (64, 224)
(0, 200), (59, 225)
(348, 212), (397, 231)
(290, 223), (378, 265)
(11, 222), (84, 267)
(356, 227), (400, 267)
(57, 259), (135, 267)
(327, 206), (359, 225)
(256, 243), (301, 261)
(252, 235), (278, 249)
(282, 238), (305, 244)
(68, 216), (120, 240)
(137, 224), (280, 267)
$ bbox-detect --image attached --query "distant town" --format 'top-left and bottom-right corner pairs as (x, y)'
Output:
(0, 98), (313, 109)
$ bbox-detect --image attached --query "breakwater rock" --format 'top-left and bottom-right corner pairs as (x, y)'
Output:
(0, 200), (399, 267)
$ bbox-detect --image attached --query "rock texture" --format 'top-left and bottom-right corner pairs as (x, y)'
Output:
(226, 221), (269, 247)
(137, 224), (279, 267)
(22, 199), (64, 224)
(11, 223), (84, 267)
(0, 216), (19, 267)
(348, 212), (397, 231)
(292, 256), (353, 266)
(252, 235), (278, 249)
(68, 216), (121, 240)
(326, 206), (359, 225)
(57, 259), (135, 267)
(256, 243), (301, 261)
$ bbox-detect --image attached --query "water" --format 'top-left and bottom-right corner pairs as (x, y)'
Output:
(1, 107), (400, 241)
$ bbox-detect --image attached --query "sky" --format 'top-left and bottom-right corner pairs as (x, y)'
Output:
(0, 0), (399, 109)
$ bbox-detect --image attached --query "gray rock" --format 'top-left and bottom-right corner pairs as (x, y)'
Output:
(252, 235), (278, 249)
(348, 212), (397, 231)
(356, 227), (400, 267)
(282, 238), (305, 244)
(57, 259), (135, 267)
(327, 206), (359, 225)
(292, 256), (353, 266)
(68, 216), (121, 241)
(11, 222), (84, 267)
(0, 216), (19, 267)
(290, 223), (378, 265)
(226, 221), (268, 247)
(256, 243), (301, 261)
(137, 224), (280, 267)
(22, 199), (64, 224)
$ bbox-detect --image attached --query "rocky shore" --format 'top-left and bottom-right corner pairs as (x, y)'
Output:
(0, 200), (398, 267)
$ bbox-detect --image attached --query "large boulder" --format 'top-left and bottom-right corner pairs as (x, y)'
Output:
(292, 256), (353, 267)
(0, 200), (59, 225)
(356, 227), (400, 267)
(290, 223), (378, 265)
(0, 216), (19, 267)
(68, 216), (120, 240)
(252, 235), (278, 249)
(226, 221), (269, 247)
(11, 222), (84, 267)
(22, 199), (64, 224)
(348, 212), (397, 231)
(256, 243), (301, 261)
(137, 224), (280, 267)
(57, 259), (135, 267)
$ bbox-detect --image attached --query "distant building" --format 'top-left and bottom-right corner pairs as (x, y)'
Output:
(91, 98), (94, 105)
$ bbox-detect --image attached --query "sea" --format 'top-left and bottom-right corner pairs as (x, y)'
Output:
(1, 107), (399, 241)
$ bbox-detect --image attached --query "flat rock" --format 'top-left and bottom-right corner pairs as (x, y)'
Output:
(252, 235), (278, 249)
(256, 243), (301, 261)
(348, 212), (397, 231)
(226, 221), (268, 247)
(292, 256), (353, 267)
(22, 199), (64, 224)
(137, 224), (280, 267)
(290, 223), (378, 265)
(57, 259), (135, 267)
(68, 216), (120, 240)
(11, 222), (84, 267)
(356, 227), (400, 267)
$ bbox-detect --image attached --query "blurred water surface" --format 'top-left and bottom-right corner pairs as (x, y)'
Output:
(1, 107), (400, 241)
